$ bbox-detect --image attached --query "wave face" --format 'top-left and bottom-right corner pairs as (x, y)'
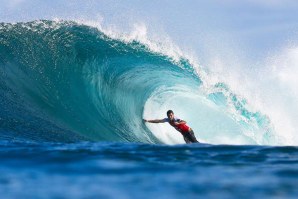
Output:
(0, 20), (278, 144)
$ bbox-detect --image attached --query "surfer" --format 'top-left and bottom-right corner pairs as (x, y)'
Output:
(143, 110), (199, 144)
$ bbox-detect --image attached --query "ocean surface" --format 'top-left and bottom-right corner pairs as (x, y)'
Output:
(1, 20), (298, 198)
(1, 141), (298, 199)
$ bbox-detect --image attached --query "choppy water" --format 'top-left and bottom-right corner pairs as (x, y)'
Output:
(1, 141), (297, 199)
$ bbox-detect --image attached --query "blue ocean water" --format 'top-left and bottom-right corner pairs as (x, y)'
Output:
(1, 141), (298, 199)
(1, 20), (298, 198)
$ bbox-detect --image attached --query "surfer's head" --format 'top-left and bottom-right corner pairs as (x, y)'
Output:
(167, 110), (174, 121)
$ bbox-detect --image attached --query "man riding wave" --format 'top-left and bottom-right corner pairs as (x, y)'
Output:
(143, 110), (199, 144)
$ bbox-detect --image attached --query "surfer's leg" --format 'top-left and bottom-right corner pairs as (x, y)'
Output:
(188, 130), (199, 143)
(183, 135), (191, 144)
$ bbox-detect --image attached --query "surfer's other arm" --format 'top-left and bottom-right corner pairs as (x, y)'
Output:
(143, 119), (165, 123)
(176, 119), (187, 125)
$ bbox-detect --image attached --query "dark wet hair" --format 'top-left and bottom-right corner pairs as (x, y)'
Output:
(167, 110), (174, 116)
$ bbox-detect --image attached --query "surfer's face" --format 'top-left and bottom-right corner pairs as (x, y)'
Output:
(167, 113), (174, 121)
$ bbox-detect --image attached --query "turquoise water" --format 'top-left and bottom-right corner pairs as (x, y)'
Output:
(0, 20), (275, 145)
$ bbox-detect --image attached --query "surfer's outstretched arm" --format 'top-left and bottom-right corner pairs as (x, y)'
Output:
(143, 119), (165, 123)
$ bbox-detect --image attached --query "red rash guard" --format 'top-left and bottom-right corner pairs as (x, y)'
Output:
(163, 117), (191, 133)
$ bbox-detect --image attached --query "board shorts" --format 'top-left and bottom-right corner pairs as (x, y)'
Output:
(182, 129), (199, 144)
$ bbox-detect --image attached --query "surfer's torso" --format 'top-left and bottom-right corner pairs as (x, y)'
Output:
(163, 117), (190, 133)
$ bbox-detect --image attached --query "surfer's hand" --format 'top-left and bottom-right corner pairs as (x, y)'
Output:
(174, 122), (179, 125)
